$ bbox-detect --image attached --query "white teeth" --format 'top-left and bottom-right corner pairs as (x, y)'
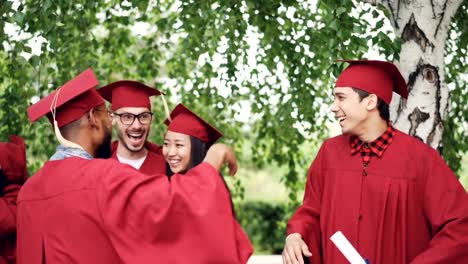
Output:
(168, 159), (180, 165)
(128, 133), (143, 139)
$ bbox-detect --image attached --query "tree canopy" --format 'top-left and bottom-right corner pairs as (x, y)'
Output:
(1, 0), (466, 202)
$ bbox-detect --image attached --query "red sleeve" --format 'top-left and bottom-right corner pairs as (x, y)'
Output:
(96, 161), (245, 263)
(0, 184), (21, 237)
(287, 143), (326, 263)
(411, 150), (468, 263)
(234, 220), (254, 263)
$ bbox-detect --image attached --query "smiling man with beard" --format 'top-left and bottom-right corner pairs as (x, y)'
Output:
(18, 69), (245, 264)
(98, 80), (166, 174)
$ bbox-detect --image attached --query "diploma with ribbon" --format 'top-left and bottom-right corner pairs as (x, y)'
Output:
(330, 231), (370, 264)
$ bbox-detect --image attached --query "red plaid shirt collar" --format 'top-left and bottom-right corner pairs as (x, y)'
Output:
(350, 124), (395, 161)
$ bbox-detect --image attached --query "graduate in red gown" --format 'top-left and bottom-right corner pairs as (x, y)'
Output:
(0, 136), (28, 264)
(98, 81), (166, 174)
(163, 103), (253, 263)
(283, 60), (468, 264)
(17, 69), (242, 264)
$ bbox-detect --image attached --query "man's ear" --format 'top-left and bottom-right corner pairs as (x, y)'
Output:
(366, 94), (379, 111)
(87, 109), (99, 128)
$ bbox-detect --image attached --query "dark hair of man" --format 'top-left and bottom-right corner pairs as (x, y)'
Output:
(59, 117), (82, 138)
(59, 107), (103, 137)
(166, 136), (207, 177)
(352, 88), (390, 121)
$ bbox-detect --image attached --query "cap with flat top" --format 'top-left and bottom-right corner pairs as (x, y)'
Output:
(165, 104), (222, 147)
(98, 80), (161, 111)
(335, 60), (408, 105)
(27, 68), (104, 128)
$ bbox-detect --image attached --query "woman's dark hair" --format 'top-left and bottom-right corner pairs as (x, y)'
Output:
(352, 88), (390, 121)
(166, 136), (207, 177)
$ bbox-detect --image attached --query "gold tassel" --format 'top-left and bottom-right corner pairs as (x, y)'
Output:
(160, 93), (172, 122)
(50, 88), (84, 150)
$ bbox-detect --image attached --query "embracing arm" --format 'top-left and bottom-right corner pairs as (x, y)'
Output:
(95, 146), (240, 262)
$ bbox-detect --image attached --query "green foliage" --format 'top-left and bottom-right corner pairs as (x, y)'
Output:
(236, 201), (287, 254)
(441, 1), (468, 174)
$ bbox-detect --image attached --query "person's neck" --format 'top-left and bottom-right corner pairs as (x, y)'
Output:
(355, 119), (388, 143)
(67, 137), (96, 157)
(61, 127), (97, 157)
(117, 142), (148, 160)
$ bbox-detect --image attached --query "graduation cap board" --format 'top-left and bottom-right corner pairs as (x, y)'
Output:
(27, 68), (104, 149)
(165, 104), (222, 147)
(98, 80), (171, 121)
(27, 68), (103, 127)
(98, 80), (161, 110)
(335, 60), (408, 105)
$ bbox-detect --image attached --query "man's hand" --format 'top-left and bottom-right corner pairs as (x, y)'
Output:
(204, 143), (238, 176)
(282, 233), (312, 264)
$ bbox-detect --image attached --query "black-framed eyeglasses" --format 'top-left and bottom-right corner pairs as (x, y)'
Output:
(113, 112), (153, 125)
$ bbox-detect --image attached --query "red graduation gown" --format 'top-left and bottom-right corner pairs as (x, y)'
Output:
(17, 158), (251, 263)
(0, 184), (21, 264)
(110, 141), (166, 175)
(287, 129), (468, 264)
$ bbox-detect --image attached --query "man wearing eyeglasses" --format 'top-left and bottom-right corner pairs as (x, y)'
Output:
(98, 80), (167, 174)
(20, 69), (243, 263)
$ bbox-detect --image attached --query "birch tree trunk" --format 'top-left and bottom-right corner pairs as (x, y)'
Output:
(363, 0), (463, 151)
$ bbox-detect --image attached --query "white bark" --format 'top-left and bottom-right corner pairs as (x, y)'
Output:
(362, 0), (463, 151)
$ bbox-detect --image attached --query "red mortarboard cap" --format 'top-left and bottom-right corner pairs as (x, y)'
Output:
(98, 80), (161, 111)
(27, 68), (104, 128)
(0, 135), (28, 183)
(165, 104), (223, 146)
(335, 60), (408, 105)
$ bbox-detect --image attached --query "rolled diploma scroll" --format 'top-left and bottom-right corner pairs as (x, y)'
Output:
(330, 231), (366, 264)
